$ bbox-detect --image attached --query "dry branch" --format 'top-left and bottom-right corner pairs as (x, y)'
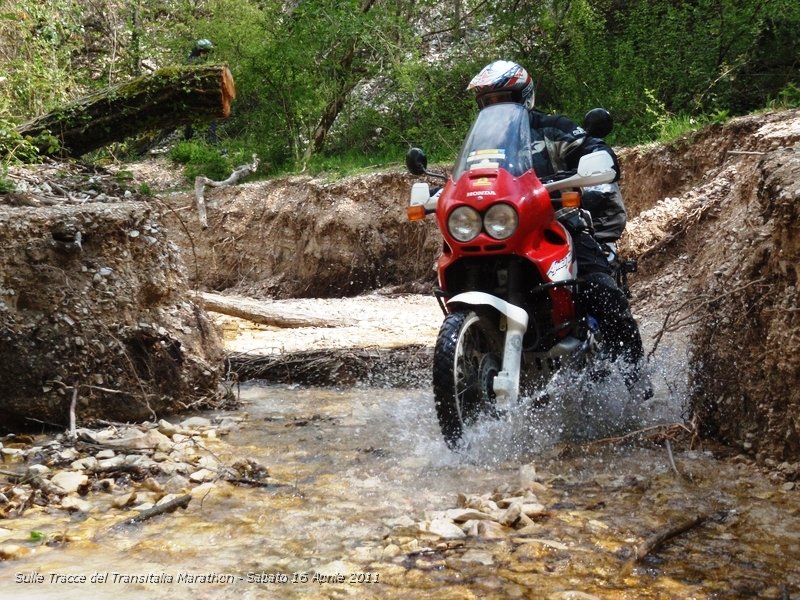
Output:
(17, 65), (236, 157)
(624, 510), (729, 569)
(228, 344), (433, 387)
(194, 154), (259, 228)
(114, 493), (192, 528)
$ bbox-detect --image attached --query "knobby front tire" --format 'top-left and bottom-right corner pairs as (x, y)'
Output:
(432, 309), (503, 449)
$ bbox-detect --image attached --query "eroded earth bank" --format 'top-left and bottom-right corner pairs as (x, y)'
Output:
(0, 109), (798, 598)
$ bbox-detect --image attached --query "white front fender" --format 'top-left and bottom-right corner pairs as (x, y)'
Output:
(447, 291), (528, 406)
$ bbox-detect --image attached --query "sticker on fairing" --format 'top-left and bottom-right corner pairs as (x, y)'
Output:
(467, 149), (506, 162)
(546, 253), (573, 281)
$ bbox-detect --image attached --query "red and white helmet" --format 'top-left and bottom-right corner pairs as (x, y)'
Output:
(467, 60), (535, 110)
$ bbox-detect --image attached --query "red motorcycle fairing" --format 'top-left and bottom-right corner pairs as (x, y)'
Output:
(435, 164), (578, 331)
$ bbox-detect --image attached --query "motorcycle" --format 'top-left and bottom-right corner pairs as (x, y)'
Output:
(405, 102), (635, 449)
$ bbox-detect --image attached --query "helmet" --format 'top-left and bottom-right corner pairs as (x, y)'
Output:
(467, 60), (535, 110)
(583, 108), (613, 138)
(194, 39), (214, 52)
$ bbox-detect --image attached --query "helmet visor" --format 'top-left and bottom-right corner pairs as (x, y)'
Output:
(476, 90), (520, 110)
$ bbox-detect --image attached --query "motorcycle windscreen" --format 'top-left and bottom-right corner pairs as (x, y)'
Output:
(452, 103), (534, 181)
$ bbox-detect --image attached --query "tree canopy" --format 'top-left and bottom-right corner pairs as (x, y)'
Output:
(1, 0), (798, 172)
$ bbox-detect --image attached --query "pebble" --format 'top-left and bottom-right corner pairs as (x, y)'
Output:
(189, 468), (216, 483)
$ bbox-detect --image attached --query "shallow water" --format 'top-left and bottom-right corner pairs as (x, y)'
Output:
(1, 381), (798, 599)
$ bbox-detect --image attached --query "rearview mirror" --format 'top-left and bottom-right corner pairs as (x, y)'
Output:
(583, 108), (613, 138)
(405, 147), (428, 176)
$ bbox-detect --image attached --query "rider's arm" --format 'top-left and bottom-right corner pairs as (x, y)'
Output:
(581, 183), (627, 242)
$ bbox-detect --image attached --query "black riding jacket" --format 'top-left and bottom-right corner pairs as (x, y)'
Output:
(529, 111), (627, 241)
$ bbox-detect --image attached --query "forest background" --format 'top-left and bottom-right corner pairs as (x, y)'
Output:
(1, 0), (799, 179)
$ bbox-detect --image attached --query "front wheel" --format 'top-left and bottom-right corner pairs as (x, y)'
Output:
(433, 310), (504, 449)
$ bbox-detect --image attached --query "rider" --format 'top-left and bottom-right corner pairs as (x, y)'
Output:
(467, 60), (649, 394)
(185, 39), (218, 143)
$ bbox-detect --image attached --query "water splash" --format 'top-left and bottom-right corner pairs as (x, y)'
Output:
(392, 339), (693, 467)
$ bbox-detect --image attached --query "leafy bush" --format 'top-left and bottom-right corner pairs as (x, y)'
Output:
(168, 140), (231, 181)
(0, 120), (42, 163)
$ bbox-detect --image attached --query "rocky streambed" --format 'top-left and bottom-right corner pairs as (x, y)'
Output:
(1, 384), (799, 600)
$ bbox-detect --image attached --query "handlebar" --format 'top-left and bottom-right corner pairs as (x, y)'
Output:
(539, 170), (576, 184)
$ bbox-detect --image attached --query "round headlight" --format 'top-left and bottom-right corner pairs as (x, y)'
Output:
(484, 203), (518, 240)
(448, 206), (482, 242)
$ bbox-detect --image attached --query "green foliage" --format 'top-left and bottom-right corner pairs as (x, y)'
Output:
(0, 119), (41, 163)
(0, 164), (15, 194)
(168, 140), (249, 182)
(29, 531), (45, 543)
(2, 0), (798, 173)
(767, 83), (800, 109)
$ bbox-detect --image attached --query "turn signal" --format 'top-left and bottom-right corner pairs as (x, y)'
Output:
(407, 205), (426, 221)
(561, 190), (581, 208)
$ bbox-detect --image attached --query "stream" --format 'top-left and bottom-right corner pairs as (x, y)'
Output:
(1, 377), (798, 599)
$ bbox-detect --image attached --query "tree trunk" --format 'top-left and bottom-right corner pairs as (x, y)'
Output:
(16, 65), (236, 157)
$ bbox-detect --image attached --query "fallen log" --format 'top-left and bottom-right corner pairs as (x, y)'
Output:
(17, 65), (236, 157)
(198, 292), (354, 328)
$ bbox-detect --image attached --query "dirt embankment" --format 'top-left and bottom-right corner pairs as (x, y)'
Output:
(0, 164), (226, 428)
(619, 109), (800, 462)
(161, 171), (440, 299)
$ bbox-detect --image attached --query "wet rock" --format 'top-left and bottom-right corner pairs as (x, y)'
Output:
(104, 428), (173, 451)
(96, 478), (115, 493)
(444, 508), (493, 522)
(157, 419), (180, 437)
(61, 496), (93, 513)
(521, 502), (547, 517)
(0, 544), (31, 560)
(111, 492), (137, 509)
(142, 477), (164, 493)
(97, 456), (125, 469)
(181, 416), (212, 429)
(499, 502), (522, 527)
(71, 457), (98, 470)
(421, 519), (466, 540)
(477, 521), (508, 539)
(460, 549), (494, 565)
(382, 543), (401, 558)
(189, 468), (217, 483)
(50, 471), (88, 494)
(58, 448), (80, 461)
(26, 464), (50, 478)
(163, 475), (190, 493)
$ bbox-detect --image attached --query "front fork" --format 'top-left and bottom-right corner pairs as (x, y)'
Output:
(446, 291), (529, 407)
